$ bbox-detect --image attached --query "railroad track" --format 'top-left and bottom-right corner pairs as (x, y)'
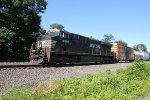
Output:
(0, 62), (42, 70)
(0, 61), (142, 71)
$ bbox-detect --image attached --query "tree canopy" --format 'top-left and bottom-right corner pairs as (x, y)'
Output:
(102, 34), (115, 43)
(0, 27), (15, 43)
(39, 28), (46, 34)
(133, 44), (147, 52)
(0, 0), (47, 61)
(89, 36), (98, 40)
(50, 23), (65, 30)
(115, 40), (128, 46)
(0, 27), (16, 60)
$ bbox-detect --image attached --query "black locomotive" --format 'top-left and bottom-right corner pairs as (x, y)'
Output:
(30, 29), (114, 65)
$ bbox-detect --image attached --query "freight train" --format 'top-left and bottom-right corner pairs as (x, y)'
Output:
(30, 29), (148, 65)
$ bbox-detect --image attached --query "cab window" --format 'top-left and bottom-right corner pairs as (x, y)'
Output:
(60, 32), (70, 39)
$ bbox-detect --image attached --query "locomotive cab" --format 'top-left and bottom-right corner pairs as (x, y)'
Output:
(30, 29), (59, 64)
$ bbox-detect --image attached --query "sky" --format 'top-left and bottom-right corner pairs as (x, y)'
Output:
(40, 0), (150, 51)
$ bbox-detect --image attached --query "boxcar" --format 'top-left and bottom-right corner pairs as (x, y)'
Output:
(111, 43), (134, 62)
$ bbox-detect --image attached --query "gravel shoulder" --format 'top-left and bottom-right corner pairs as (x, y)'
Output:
(0, 62), (132, 91)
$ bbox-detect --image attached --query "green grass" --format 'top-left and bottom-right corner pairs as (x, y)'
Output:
(1, 60), (150, 100)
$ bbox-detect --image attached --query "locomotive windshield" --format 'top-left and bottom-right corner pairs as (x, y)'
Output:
(37, 35), (51, 41)
(37, 31), (59, 41)
(49, 31), (59, 37)
(45, 29), (60, 38)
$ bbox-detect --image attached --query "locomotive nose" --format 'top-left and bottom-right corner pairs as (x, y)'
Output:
(30, 44), (44, 64)
(30, 50), (43, 63)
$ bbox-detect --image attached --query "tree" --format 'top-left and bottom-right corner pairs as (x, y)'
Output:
(115, 40), (128, 46)
(133, 44), (147, 52)
(0, 27), (15, 43)
(0, 0), (47, 61)
(0, 27), (15, 61)
(89, 36), (98, 40)
(39, 28), (46, 34)
(102, 34), (115, 43)
(50, 23), (64, 30)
